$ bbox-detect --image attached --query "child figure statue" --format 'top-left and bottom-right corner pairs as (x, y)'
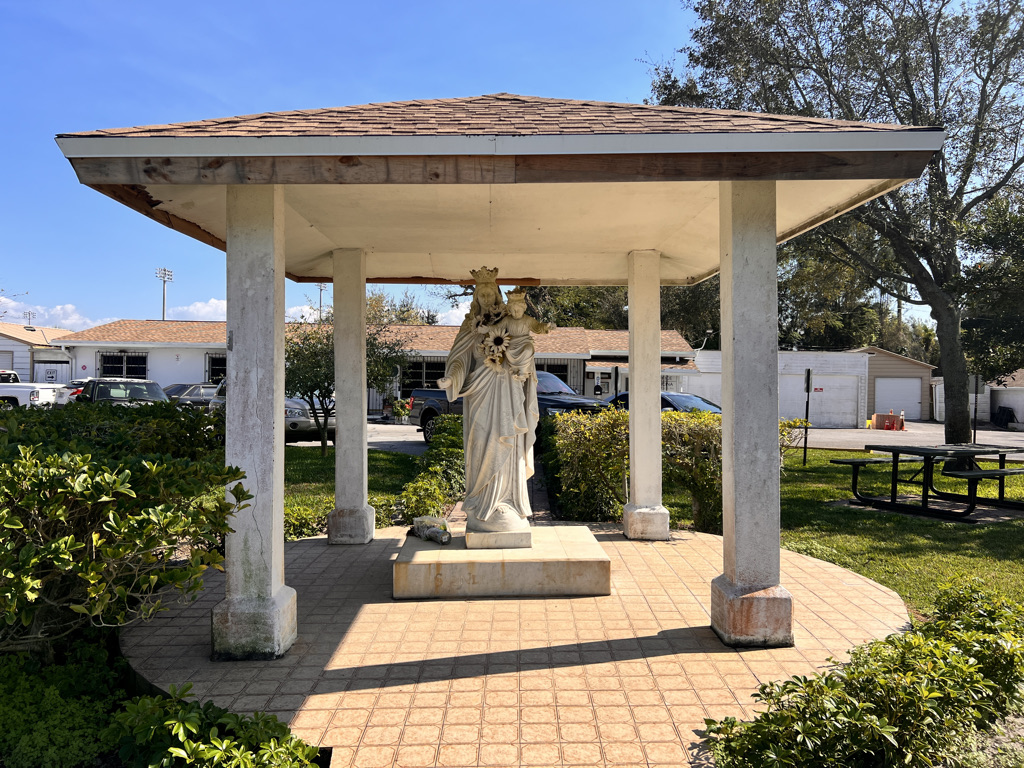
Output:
(501, 288), (555, 382)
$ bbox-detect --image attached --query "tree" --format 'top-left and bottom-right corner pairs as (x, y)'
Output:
(285, 315), (336, 456)
(962, 194), (1024, 382)
(653, 0), (1024, 442)
(367, 288), (438, 326)
(286, 300), (412, 456)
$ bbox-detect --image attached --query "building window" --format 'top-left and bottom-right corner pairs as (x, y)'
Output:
(206, 353), (227, 383)
(535, 362), (569, 381)
(99, 352), (147, 379)
(400, 360), (448, 397)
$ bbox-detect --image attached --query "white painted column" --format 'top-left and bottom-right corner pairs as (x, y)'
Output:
(623, 249), (670, 540)
(711, 180), (793, 647)
(212, 185), (297, 659)
(328, 248), (375, 544)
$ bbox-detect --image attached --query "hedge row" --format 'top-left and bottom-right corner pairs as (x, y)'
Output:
(541, 409), (808, 532)
(705, 582), (1024, 767)
(399, 414), (466, 521)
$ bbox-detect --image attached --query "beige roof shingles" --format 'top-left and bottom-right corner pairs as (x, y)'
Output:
(58, 320), (228, 345)
(0, 321), (72, 345)
(61, 319), (694, 358)
(60, 93), (935, 140)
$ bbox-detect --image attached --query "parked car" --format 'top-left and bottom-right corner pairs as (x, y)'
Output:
(74, 378), (171, 405)
(164, 382), (219, 409)
(410, 370), (609, 442)
(0, 369), (64, 409)
(606, 390), (722, 414)
(56, 378), (90, 407)
(208, 379), (335, 442)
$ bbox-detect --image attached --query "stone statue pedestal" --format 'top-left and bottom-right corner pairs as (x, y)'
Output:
(466, 529), (532, 549)
(393, 525), (610, 599)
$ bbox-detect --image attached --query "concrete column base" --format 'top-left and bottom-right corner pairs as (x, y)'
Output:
(328, 504), (375, 544)
(211, 586), (297, 660)
(623, 504), (670, 540)
(711, 574), (793, 647)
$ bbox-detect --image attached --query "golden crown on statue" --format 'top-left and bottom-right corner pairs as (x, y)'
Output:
(470, 266), (499, 283)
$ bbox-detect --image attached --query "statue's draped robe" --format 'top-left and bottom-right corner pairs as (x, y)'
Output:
(441, 317), (539, 528)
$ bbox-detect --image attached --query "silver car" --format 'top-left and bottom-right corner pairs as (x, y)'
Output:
(208, 379), (335, 442)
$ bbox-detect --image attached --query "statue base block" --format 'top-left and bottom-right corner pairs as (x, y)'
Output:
(466, 529), (532, 549)
(394, 526), (610, 599)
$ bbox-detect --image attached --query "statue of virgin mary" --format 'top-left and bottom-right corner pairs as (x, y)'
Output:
(437, 267), (543, 542)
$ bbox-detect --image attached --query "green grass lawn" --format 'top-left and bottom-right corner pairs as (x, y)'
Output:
(666, 448), (1024, 616)
(283, 446), (420, 536)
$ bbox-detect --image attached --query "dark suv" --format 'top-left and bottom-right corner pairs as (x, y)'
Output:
(75, 378), (170, 405)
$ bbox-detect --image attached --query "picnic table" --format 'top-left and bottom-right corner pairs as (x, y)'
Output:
(831, 444), (1024, 522)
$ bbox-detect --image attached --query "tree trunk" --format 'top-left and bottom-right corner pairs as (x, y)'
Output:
(932, 304), (972, 444)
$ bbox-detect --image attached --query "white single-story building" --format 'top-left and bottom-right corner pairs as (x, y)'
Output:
(55, 320), (228, 385)
(0, 320), (73, 383)
(391, 324), (696, 402)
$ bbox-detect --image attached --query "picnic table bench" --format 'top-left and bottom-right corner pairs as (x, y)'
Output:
(831, 444), (1024, 522)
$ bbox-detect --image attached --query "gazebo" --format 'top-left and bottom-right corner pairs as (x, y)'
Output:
(57, 93), (943, 659)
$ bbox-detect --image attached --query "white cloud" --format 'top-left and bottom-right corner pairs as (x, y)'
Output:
(169, 298), (226, 321)
(437, 300), (471, 326)
(0, 296), (118, 331)
(286, 304), (318, 322)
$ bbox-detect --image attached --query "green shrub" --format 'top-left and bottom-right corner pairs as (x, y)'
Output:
(703, 582), (1024, 768)
(283, 501), (330, 540)
(549, 409), (629, 521)
(0, 634), (126, 768)
(397, 414), (466, 523)
(0, 446), (244, 653)
(400, 467), (452, 522)
(0, 401), (225, 465)
(108, 683), (319, 767)
(662, 411), (723, 533)
(428, 413), (464, 449)
(546, 409), (806, 530)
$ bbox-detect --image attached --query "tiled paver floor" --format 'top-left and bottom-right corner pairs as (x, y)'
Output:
(122, 527), (908, 767)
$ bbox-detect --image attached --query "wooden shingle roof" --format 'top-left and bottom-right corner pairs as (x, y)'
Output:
(60, 93), (934, 140)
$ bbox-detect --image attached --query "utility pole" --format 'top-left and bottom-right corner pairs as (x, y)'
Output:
(315, 282), (328, 321)
(155, 268), (173, 320)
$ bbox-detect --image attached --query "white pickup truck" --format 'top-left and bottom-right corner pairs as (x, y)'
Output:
(0, 370), (64, 409)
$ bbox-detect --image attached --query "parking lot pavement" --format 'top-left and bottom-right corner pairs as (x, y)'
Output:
(291, 420), (1024, 457)
(289, 422), (428, 457)
(807, 421), (1024, 451)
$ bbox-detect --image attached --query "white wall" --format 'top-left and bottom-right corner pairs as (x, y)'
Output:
(932, 378), (991, 423)
(991, 388), (1024, 426)
(0, 339), (32, 380)
(682, 350), (870, 428)
(71, 346), (224, 387)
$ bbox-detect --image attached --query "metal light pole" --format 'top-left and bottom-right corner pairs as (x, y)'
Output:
(315, 282), (328, 321)
(155, 268), (174, 320)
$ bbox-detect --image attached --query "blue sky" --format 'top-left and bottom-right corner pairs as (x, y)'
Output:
(0, 0), (695, 330)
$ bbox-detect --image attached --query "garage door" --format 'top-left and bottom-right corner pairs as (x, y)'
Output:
(875, 377), (922, 419)
(780, 374), (860, 428)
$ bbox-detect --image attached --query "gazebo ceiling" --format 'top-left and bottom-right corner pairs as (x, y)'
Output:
(56, 93), (944, 286)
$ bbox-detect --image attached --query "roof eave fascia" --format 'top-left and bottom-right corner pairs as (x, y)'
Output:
(56, 129), (947, 160)
(62, 340), (227, 348)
